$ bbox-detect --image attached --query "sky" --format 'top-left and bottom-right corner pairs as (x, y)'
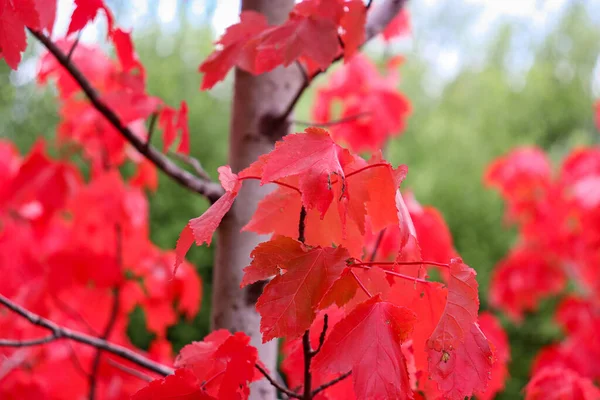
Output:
(12, 0), (599, 93)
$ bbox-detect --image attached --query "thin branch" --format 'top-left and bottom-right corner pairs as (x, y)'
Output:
(275, 0), (409, 125)
(107, 358), (153, 382)
(351, 264), (431, 285)
(0, 294), (173, 376)
(255, 363), (302, 399)
(169, 151), (212, 181)
(0, 336), (57, 347)
(311, 371), (352, 396)
(298, 206), (307, 243)
(350, 270), (373, 298)
(146, 112), (159, 149)
(369, 229), (386, 261)
(310, 314), (328, 357)
(28, 29), (225, 204)
(302, 331), (313, 399)
(66, 31), (82, 62)
(89, 225), (123, 399)
(292, 112), (369, 128)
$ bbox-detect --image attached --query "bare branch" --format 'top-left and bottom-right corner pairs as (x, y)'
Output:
(369, 228), (387, 261)
(89, 225), (123, 399)
(311, 371), (352, 396)
(0, 294), (173, 376)
(146, 112), (159, 149)
(66, 31), (82, 62)
(107, 359), (153, 382)
(276, 0), (409, 125)
(309, 314), (328, 357)
(255, 363), (302, 399)
(28, 29), (225, 204)
(169, 151), (212, 181)
(302, 331), (313, 399)
(292, 112), (370, 128)
(0, 336), (57, 347)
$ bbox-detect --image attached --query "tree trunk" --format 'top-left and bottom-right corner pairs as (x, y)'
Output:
(211, 1), (303, 399)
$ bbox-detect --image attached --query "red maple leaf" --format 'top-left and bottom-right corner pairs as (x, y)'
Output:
(261, 127), (353, 217)
(381, 9), (411, 41)
(175, 166), (241, 272)
(67, 0), (114, 36)
(198, 11), (270, 90)
(0, 0), (40, 69)
(132, 368), (211, 400)
(313, 296), (416, 400)
(312, 54), (411, 152)
(476, 312), (510, 400)
(426, 258), (493, 399)
(241, 236), (349, 341)
(490, 246), (566, 322)
(174, 330), (259, 399)
(525, 367), (600, 400)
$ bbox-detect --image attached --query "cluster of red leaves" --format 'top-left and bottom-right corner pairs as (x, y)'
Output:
(0, 141), (201, 399)
(0, 1), (208, 397)
(198, 0), (411, 90)
(486, 146), (600, 398)
(0, 0), (114, 69)
(168, 128), (508, 400)
(312, 54), (412, 152)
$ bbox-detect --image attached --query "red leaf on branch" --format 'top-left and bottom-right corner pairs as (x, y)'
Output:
(174, 330), (259, 400)
(174, 166), (241, 273)
(313, 296), (416, 400)
(381, 9), (411, 41)
(132, 368), (212, 400)
(67, 0), (114, 36)
(0, 0), (40, 69)
(242, 236), (349, 341)
(426, 258), (493, 399)
(261, 127), (352, 217)
(199, 11), (270, 90)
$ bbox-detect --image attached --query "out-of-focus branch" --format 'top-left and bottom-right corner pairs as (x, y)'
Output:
(0, 294), (173, 377)
(28, 29), (225, 204)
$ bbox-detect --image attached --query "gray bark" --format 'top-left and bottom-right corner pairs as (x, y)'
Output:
(211, 1), (410, 399)
(212, 1), (302, 399)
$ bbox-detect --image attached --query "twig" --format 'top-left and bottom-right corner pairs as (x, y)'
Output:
(66, 31), (82, 62)
(311, 371), (352, 396)
(350, 270), (373, 298)
(302, 331), (313, 399)
(369, 228), (386, 261)
(146, 112), (159, 149)
(0, 336), (57, 347)
(292, 112), (370, 128)
(28, 29), (225, 204)
(255, 363), (302, 399)
(298, 206), (307, 244)
(107, 359), (153, 382)
(310, 314), (328, 357)
(275, 0), (409, 126)
(89, 224), (123, 399)
(0, 294), (173, 376)
(169, 151), (212, 181)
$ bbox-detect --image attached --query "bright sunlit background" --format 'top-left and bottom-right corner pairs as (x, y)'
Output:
(2, 1), (599, 398)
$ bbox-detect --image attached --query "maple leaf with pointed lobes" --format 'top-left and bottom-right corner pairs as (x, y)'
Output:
(426, 258), (493, 400)
(132, 368), (212, 400)
(242, 236), (349, 342)
(160, 102), (190, 155)
(313, 296), (416, 400)
(0, 0), (41, 69)
(261, 127), (353, 217)
(173, 330), (259, 400)
(199, 11), (270, 90)
(175, 166), (241, 273)
(67, 0), (114, 36)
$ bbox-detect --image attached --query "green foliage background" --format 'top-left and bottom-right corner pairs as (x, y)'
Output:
(1, 3), (599, 398)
